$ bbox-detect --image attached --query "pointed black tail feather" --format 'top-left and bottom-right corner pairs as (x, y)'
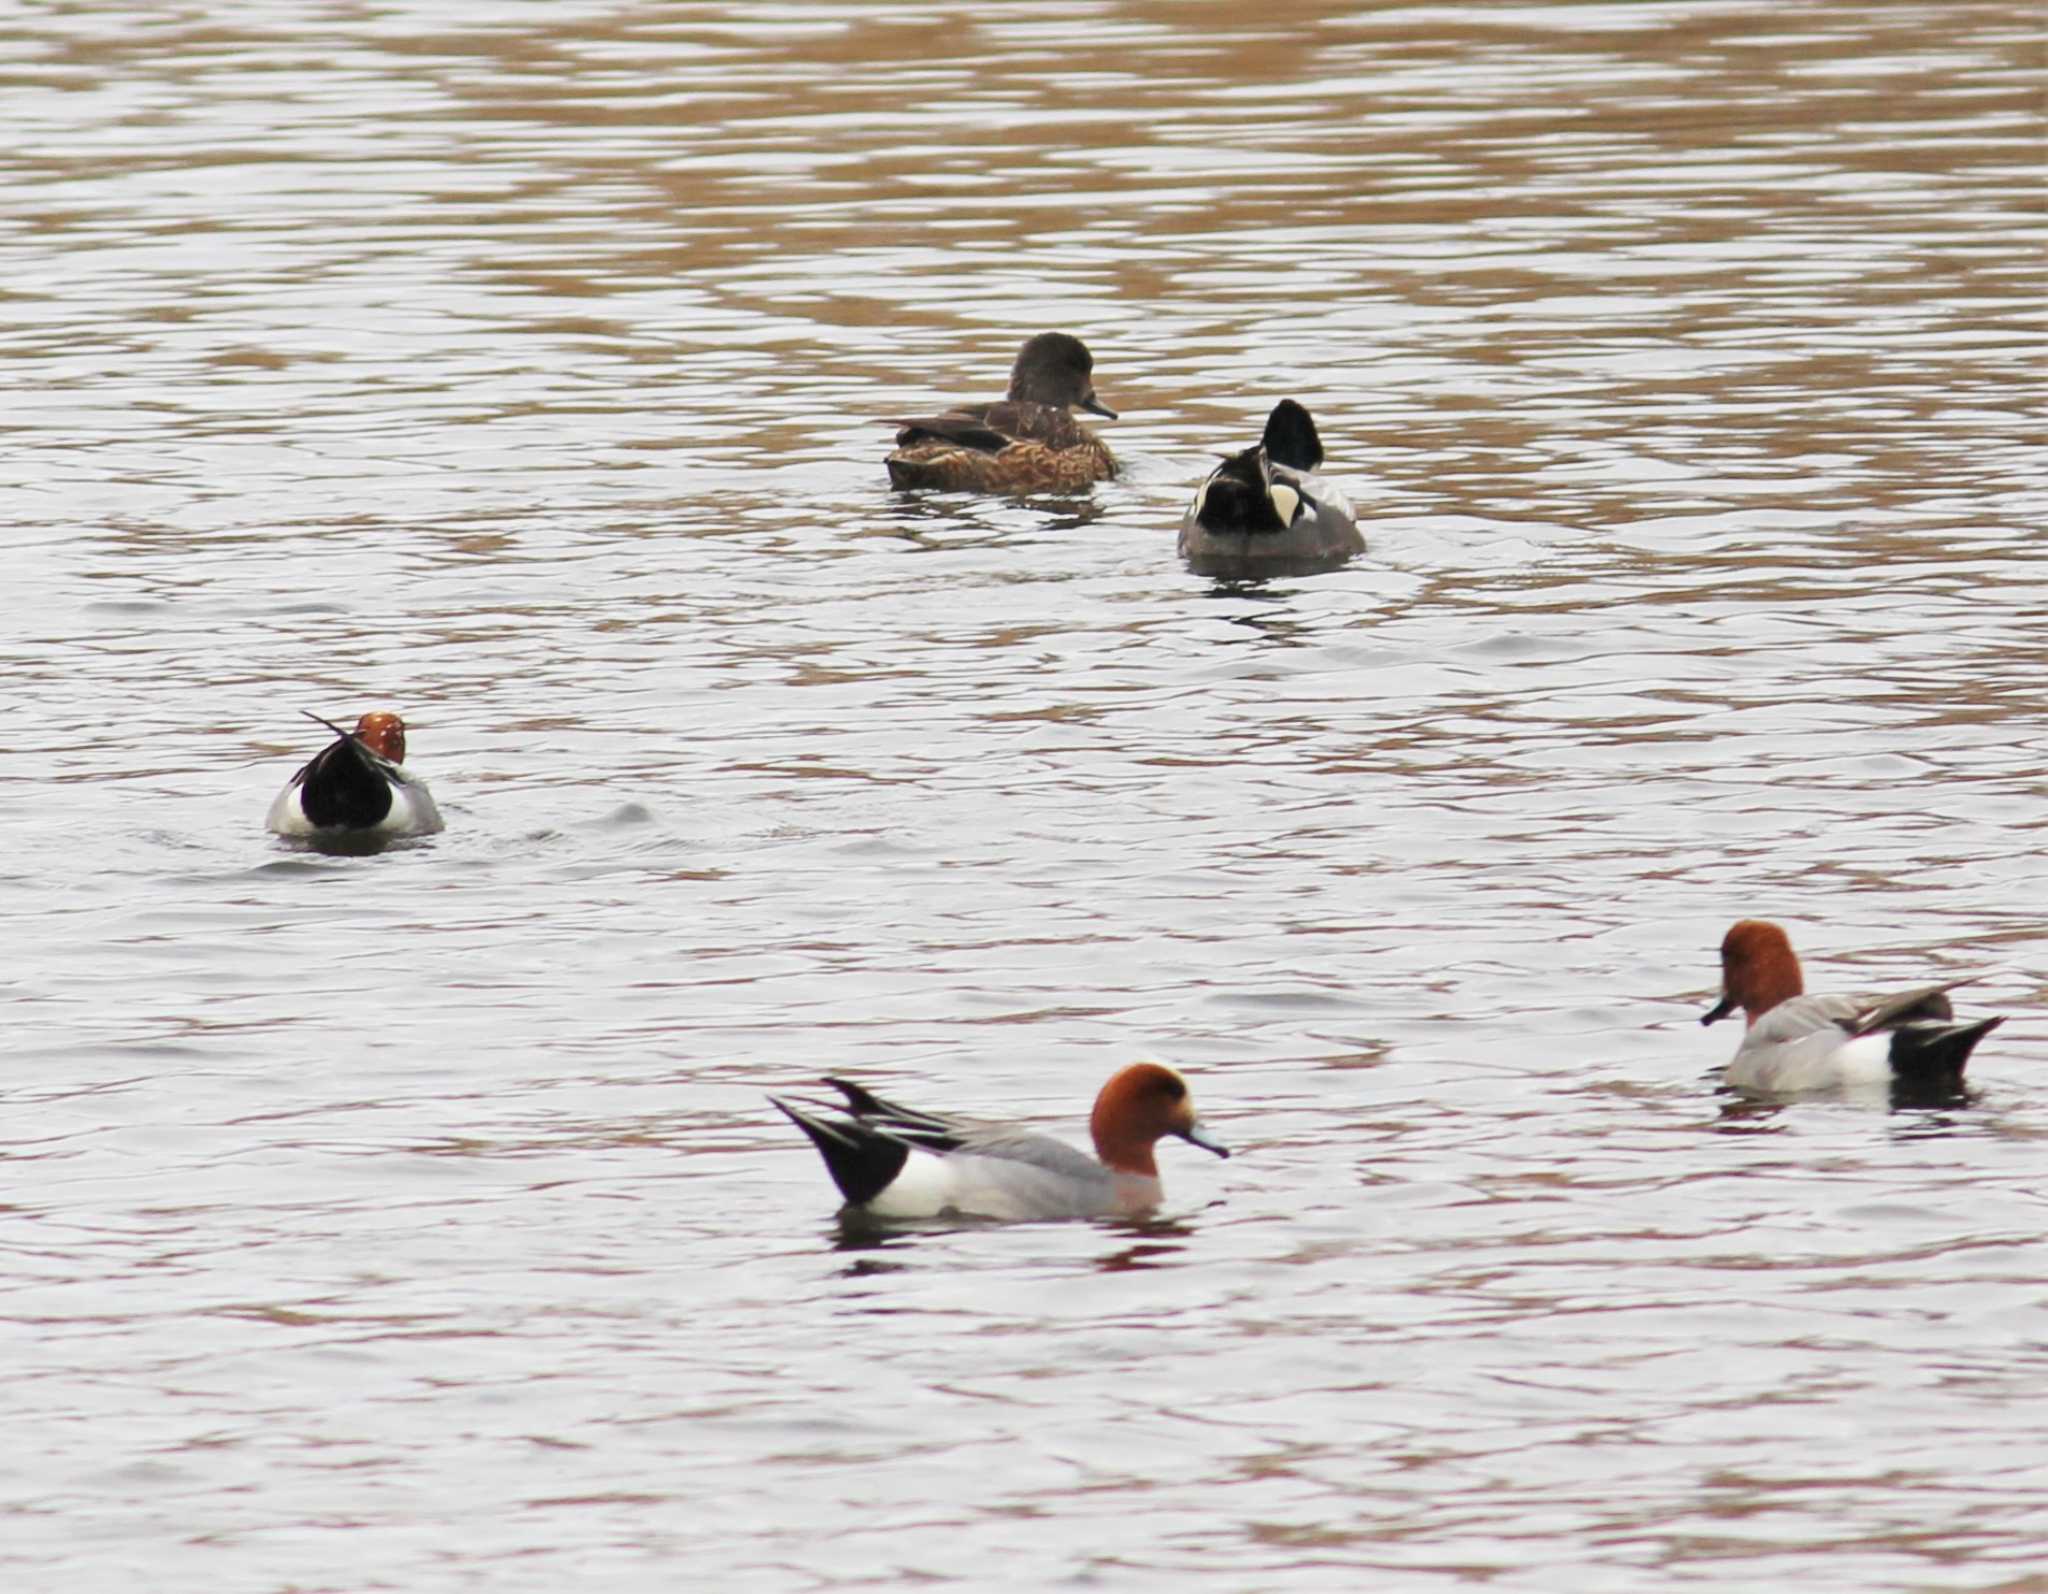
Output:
(820, 1076), (902, 1116)
(1890, 1015), (2003, 1090)
(302, 709), (356, 740)
(771, 1097), (910, 1207)
(821, 1076), (952, 1129)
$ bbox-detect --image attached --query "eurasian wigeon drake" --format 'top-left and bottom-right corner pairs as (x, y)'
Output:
(1702, 919), (2002, 1095)
(884, 332), (1118, 493)
(266, 710), (444, 841)
(1179, 400), (1364, 576)
(771, 1063), (1229, 1221)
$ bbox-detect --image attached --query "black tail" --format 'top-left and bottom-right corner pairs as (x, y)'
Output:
(1261, 399), (1323, 472)
(302, 709), (358, 742)
(1890, 1015), (2002, 1092)
(296, 736), (395, 829)
(820, 1076), (943, 1126)
(771, 1097), (909, 1207)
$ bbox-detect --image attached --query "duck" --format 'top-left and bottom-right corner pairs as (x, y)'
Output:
(1701, 919), (2001, 1094)
(771, 1062), (1229, 1221)
(266, 710), (445, 840)
(884, 332), (1118, 493)
(1179, 399), (1364, 575)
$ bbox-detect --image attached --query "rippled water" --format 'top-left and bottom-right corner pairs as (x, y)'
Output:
(6, 2), (2046, 1588)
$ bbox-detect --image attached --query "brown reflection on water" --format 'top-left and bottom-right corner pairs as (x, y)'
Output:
(5, 3), (2048, 1591)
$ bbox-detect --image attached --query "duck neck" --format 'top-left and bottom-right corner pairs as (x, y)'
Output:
(1090, 1116), (1160, 1180)
(1742, 951), (1804, 1025)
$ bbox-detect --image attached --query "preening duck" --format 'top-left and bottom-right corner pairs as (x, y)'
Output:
(266, 710), (444, 841)
(1180, 399), (1363, 576)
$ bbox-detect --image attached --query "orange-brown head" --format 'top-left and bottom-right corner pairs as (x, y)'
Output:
(353, 711), (408, 764)
(1702, 918), (1805, 1028)
(1088, 1062), (1228, 1178)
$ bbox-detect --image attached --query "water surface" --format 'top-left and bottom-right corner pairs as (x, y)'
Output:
(4, 2), (2046, 1589)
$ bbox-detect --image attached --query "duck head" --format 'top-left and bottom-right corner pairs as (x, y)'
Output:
(1008, 332), (1116, 418)
(1089, 1062), (1229, 1178)
(1703, 918), (1804, 1027)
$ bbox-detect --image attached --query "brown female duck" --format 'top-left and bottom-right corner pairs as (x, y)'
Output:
(885, 332), (1118, 493)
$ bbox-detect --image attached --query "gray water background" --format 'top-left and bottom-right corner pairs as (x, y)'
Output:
(4, 3), (2046, 1588)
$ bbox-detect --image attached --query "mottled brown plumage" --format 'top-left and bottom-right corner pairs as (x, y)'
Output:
(885, 332), (1118, 493)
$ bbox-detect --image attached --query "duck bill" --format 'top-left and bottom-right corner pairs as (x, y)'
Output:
(1701, 993), (1737, 1026)
(1181, 1121), (1230, 1160)
(1080, 393), (1118, 420)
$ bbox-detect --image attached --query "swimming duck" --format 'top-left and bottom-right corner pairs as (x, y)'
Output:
(771, 1062), (1228, 1221)
(1179, 399), (1363, 575)
(1702, 919), (2001, 1094)
(884, 332), (1118, 493)
(266, 710), (445, 840)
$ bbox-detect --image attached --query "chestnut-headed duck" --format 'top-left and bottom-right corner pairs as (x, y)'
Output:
(267, 710), (444, 840)
(772, 1062), (1229, 1221)
(1179, 400), (1363, 577)
(884, 332), (1118, 493)
(1702, 919), (2001, 1094)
